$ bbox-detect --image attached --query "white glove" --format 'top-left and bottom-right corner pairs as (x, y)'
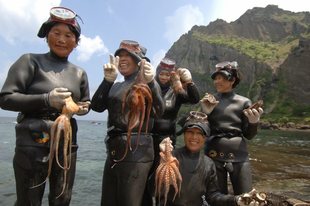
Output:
(159, 137), (173, 153)
(179, 68), (192, 83)
(244, 107), (264, 124)
(104, 54), (119, 82)
(200, 93), (219, 115)
(140, 61), (154, 83)
(48, 88), (72, 110)
(76, 101), (91, 115)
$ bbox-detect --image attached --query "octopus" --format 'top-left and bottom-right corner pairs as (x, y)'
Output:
(30, 96), (79, 198)
(170, 68), (193, 94)
(243, 100), (264, 113)
(249, 100), (264, 110)
(155, 137), (182, 206)
(118, 59), (153, 162)
(202, 93), (218, 105)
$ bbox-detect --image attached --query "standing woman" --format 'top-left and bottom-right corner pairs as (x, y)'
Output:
(91, 40), (164, 206)
(144, 58), (200, 205)
(0, 7), (90, 206)
(152, 57), (200, 152)
(200, 61), (263, 195)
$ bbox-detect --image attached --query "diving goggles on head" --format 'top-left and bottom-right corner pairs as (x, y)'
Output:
(215, 61), (238, 71)
(159, 58), (176, 70)
(119, 40), (141, 53)
(49, 7), (81, 26)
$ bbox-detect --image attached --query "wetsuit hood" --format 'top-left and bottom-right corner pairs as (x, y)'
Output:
(114, 40), (150, 65)
(176, 111), (210, 136)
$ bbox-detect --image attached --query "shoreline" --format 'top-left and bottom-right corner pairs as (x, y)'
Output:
(261, 128), (310, 132)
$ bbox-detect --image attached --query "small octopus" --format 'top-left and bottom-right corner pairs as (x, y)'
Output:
(155, 137), (182, 206)
(170, 68), (193, 94)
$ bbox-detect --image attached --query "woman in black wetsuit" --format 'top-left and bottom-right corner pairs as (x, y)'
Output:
(0, 7), (90, 206)
(155, 112), (266, 206)
(143, 58), (200, 205)
(200, 61), (264, 195)
(91, 40), (164, 206)
(152, 57), (200, 153)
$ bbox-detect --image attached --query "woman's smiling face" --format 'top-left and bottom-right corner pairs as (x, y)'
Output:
(184, 127), (206, 152)
(213, 73), (235, 93)
(47, 23), (77, 57)
(117, 50), (139, 76)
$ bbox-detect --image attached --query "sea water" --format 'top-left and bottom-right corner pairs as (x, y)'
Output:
(0, 117), (309, 205)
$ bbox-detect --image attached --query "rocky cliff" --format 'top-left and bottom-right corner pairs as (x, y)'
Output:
(165, 5), (310, 120)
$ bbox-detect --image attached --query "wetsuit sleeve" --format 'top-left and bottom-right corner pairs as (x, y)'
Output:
(148, 79), (164, 118)
(0, 54), (48, 112)
(91, 79), (114, 112)
(205, 161), (238, 206)
(177, 83), (200, 104)
(79, 71), (91, 102)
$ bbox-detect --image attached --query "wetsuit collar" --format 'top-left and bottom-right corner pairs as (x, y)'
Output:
(218, 89), (235, 98)
(48, 50), (68, 62)
(183, 146), (201, 156)
(124, 70), (139, 81)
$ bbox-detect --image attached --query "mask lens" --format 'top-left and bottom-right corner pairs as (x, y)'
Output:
(119, 40), (140, 53)
(215, 61), (231, 71)
(189, 111), (207, 121)
(161, 58), (175, 66)
(160, 58), (175, 70)
(50, 7), (76, 24)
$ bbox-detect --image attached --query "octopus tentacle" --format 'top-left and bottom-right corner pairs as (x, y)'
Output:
(30, 96), (79, 199)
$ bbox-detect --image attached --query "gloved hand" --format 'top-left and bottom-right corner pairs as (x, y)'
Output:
(48, 88), (72, 110)
(76, 101), (91, 115)
(200, 93), (219, 115)
(140, 61), (154, 83)
(104, 54), (119, 82)
(159, 137), (173, 153)
(179, 68), (192, 83)
(244, 107), (264, 124)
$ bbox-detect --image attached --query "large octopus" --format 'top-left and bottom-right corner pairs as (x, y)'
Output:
(31, 96), (79, 198)
(170, 68), (193, 94)
(117, 59), (153, 162)
(155, 137), (182, 206)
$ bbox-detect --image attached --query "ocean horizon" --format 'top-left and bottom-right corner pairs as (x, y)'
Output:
(1, 116), (309, 205)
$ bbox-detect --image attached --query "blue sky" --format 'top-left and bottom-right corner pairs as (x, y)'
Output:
(0, 0), (309, 121)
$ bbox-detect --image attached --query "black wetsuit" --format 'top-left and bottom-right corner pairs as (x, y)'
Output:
(204, 90), (258, 195)
(91, 71), (164, 206)
(142, 78), (200, 205)
(151, 81), (200, 153)
(0, 51), (90, 206)
(156, 146), (238, 206)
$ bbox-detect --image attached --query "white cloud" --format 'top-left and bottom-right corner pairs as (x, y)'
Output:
(0, 59), (14, 89)
(106, 3), (114, 14)
(76, 35), (109, 62)
(0, 0), (60, 44)
(152, 49), (167, 68)
(164, 4), (204, 44)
